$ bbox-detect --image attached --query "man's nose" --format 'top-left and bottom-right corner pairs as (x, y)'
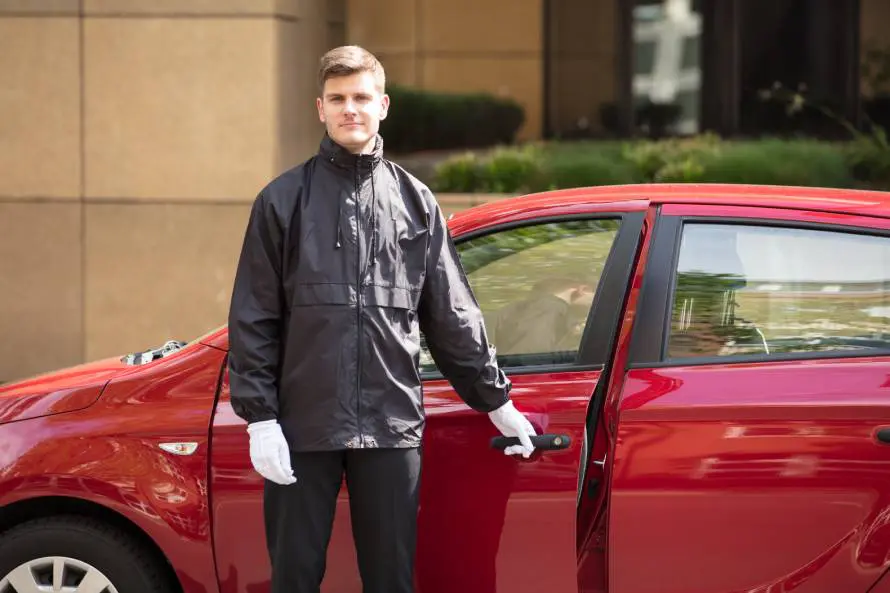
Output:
(343, 99), (358, 113)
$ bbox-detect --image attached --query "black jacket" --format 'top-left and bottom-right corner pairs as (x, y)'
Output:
(227, 135), (511, 450)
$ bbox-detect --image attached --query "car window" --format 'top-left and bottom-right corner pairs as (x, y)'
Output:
(666, 222), (890, 360)
(420, 218), (621, 372)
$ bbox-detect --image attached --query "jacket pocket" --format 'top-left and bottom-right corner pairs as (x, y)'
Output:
(361, 284), (421, 311)
(291, 282), (354, 307)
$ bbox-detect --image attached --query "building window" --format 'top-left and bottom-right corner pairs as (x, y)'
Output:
(632, 0), (702, 135)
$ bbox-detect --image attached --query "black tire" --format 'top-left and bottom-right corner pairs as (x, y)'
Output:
(0, 515), (172, 593)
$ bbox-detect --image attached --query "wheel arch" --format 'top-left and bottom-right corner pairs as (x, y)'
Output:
(0, 495), (183, 593)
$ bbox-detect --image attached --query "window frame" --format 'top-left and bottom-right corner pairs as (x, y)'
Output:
(628, 213), (890, 368)
(420, 210), (646, 380)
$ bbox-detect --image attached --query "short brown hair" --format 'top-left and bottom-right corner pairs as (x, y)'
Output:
(318, 45), (385, 93)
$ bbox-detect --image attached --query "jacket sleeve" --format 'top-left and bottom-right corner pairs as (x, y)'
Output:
(417, 198), (511, 413)
(227, 191), (285, 424)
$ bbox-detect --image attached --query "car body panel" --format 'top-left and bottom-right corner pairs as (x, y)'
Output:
(0, 356), (130, 425)
(873, 570), (890, 593)
(414, 372), (600, 593)
(0, 342), (225, 593)
(609, 360), (890, 593)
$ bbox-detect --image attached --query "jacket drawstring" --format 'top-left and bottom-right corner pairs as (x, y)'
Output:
(331, 153), (342, 249)
(326, 138), (381, 259)
(335, 197), (342, 249)
(370, 166), (378, 266)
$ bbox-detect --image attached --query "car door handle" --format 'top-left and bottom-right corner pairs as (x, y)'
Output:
(877, 428), (890, 444)
(490, 434), (572, 451)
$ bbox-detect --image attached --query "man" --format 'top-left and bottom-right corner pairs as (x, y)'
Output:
(227, 45), (537, 593)
(489, 276), (596, 356)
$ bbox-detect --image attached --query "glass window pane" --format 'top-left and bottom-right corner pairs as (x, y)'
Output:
(635, 40), (657, 75)
(667, 223), (890, 359)
(681, 35), (699, 70)
(420, 219), (621, 372)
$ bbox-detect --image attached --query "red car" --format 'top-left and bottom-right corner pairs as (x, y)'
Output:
(2, 183), (890, 593)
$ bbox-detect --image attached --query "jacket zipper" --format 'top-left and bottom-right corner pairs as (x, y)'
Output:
(354, 161), (364, 448)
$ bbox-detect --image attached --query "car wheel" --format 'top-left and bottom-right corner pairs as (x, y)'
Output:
(0, 515), (172, 593)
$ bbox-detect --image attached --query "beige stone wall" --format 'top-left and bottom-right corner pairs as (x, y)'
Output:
(0, 0), (345, 383)
(347, 0), (544, 140)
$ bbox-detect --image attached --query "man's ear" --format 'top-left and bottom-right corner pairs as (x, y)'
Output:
(379, 93), (390, 120)
(316, 97), (325, 123)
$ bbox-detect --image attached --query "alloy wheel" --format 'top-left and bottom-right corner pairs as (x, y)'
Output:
(0, 556), (118, 593)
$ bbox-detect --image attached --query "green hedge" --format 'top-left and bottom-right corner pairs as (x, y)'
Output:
(380, 84), (524, 154)
(431, 134), (889, 193)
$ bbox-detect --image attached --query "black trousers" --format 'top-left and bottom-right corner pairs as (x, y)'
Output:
(264, 447), (422, 593)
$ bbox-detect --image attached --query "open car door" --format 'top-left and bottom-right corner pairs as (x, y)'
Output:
(410, 203), (646, 593)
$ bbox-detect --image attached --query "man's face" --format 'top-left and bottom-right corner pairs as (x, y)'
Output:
(317, 71), (389, 154)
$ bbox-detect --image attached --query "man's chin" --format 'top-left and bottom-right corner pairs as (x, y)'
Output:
(332, 130), (374, 151)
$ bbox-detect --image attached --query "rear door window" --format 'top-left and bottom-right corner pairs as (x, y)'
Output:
(666, 223), (890, 360)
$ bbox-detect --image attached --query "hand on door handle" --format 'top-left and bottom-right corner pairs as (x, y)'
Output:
(490, 434), (572, 452)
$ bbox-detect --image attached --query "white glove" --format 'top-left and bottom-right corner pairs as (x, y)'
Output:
(488, 400), (537, 458)
(246, 420), (296, 485)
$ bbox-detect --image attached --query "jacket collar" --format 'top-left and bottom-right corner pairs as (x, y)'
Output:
(317, 133), (385, 264)
(318, 133), (384, 176)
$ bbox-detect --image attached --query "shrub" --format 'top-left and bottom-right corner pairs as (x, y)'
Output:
(432, 146), (542, 193)
(381, 85), (525, 153)
(430, 135), (873, 193)
(843, 131), (890, 188)
(536, 149), (639, 190)
(432, 143), (639, 193)
(697, 140), (853, 188)
(431, 152), (484, 193)
(622, 133), (722, 182)
(482, 146), (543, 193)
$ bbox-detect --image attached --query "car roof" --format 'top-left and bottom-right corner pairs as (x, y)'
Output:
(448, 183), (890, 233)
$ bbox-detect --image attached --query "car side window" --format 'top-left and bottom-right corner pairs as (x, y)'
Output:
(666, 222), (890, 360)
(419, 218), (621, 372)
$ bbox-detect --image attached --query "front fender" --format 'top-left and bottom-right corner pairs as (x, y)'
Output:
(0, 342), (227, 593)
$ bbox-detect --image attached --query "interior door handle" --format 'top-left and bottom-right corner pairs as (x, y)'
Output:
(877, 428), (890, 444)
(490, 434), (572, 451)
